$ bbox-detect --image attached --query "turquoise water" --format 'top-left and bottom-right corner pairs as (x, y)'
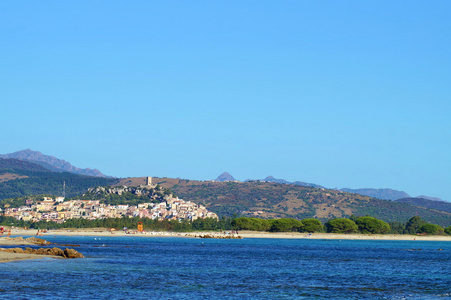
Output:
(1, 236), (450, 299)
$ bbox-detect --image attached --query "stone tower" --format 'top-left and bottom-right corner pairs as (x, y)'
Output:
(146, 176), (152, 186)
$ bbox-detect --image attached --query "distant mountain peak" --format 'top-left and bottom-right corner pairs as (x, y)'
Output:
(23, 148), (38, 154)
(263, 176), (288, 184)
(0, 149), (108, 177)
(215, 172), (236, 182)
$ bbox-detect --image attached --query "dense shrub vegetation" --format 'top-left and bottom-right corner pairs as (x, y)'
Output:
(300, 218), (323, 233)
(325, 218), (358, 233)
(445, 226), (451, 235)
(0, 171), (116, 200)
(404, 216), (426, 234)
(418, 224), (444, 235)
(231, 217), (323, 233)
(355, 216), (391, 234)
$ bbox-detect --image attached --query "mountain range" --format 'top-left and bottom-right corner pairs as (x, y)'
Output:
(215, 173), (324, 188)
(1, 149), (444, 203)
(1, 157), (450, 226)
(0, 149), (108, 177)
(0, 149), (445, 203)
(215, 172), (444, 202)
(0, 157), (116, 200)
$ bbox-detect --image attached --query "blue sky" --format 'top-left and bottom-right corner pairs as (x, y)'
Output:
(1, 1), (450, 200)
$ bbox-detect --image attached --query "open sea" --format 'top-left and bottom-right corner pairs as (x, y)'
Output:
(1, 235), (450, 299)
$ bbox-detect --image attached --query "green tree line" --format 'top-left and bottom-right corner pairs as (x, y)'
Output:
(0, 215), (233, 232)
(1, 214), (450, 235)
(230, 215), (451, 235)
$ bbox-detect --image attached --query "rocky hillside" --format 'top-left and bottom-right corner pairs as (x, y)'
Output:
(75, 185), (173, 206)
(0, 149), (107, 177)
(117, 177), (451, 227)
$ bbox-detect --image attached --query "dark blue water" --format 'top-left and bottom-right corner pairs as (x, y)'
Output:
(1, 236), (450, 299)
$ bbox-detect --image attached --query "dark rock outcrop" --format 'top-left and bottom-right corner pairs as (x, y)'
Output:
(63, 248), (84, 258)
(0, 246), (84, 258)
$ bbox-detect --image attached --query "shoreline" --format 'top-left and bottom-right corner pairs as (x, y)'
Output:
(239, 231), (451, 241)
(3, 229), (451, 241)
(2, 229), (450, 263)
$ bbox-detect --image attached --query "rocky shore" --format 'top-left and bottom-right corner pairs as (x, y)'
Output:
(187, 233), (242, 239)
(0, 237), (84, 263)
(1, 247), (84, 258)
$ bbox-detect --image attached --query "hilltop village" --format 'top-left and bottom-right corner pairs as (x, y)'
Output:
(0, 178), (218, 223)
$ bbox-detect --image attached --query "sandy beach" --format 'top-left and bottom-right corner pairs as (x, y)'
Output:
(238, 231), (451, 241)
(3, 228), (451, 241)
